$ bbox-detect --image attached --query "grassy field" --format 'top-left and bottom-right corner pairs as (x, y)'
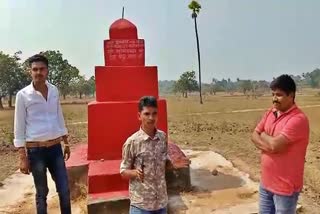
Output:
(1, 93), (320, 211)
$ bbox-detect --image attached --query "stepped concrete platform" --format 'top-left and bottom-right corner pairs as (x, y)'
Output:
(66, 142), (191, 214)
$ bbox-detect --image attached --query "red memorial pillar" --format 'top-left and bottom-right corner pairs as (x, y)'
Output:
(66, 18), (189, 214)
(87, 18), (168, 208)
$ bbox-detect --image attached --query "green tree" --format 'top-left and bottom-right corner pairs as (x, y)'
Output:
(88, 76), (96, 97)
(239, 80), (253, 95)
(71, 76), (92, 99)
(174, 71), (199, 98)
(219, 79), (229, 91)
(0, 51), (30, 109)
(304, 69), (320, 88)
(71, 75), (95, 99)
(257, 80), (270, 92)
(39, 50), (80, 99)
(226, 78), (236, 94)
(210, 78), (225, 95)
(0, 52), (8, 109)
(188, 0), (203, 104)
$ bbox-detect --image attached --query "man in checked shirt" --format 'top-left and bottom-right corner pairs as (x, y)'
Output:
(120, 96), (189, 214)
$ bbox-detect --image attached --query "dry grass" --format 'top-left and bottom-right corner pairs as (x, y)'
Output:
(0, 103), (89, 181)
(166, 94), (320, 212)
(1, 93), (320, 211)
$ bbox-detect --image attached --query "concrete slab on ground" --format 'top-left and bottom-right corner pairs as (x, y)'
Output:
(168, 150), (260, 214)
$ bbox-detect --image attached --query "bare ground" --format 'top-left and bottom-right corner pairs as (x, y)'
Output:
(1, 95), (320, 213)
(168, 109), (320, 213)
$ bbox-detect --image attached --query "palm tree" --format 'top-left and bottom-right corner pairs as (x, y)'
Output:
(188, 0), (203, 104)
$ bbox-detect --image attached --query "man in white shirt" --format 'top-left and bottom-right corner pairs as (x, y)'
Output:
(14, 54), (71, 214)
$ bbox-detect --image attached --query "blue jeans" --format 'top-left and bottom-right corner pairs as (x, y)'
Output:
(130, 205), (167, 214)
(259, 185), (299, 214)
(27, 143), (71, 214)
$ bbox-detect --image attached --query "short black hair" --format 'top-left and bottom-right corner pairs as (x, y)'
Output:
(138, 96), (158, 112)
(270, 74), (296, 95)
(28, 54), (49, 67)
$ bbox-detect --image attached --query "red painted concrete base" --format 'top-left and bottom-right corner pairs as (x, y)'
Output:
(66, 144), (90, 168)
(87, 99), (168, 160)
(78, 18), (191, 213)
(95, 66), (159, 102)
(88, 160), (128, 194)
(66, 142), (190, 213)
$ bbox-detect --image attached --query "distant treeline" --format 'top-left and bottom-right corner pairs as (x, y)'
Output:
(159, 70), (320, 97)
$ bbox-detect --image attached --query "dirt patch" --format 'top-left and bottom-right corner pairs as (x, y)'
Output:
(1, 96), (320, 213)
(0, 146), (18, 182)
(169, 110), (320, 213)
(0, 170), (87, 214)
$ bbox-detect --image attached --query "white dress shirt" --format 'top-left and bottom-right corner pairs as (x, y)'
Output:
(13, 81), (68, 147)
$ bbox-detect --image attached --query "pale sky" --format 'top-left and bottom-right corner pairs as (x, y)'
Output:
(1, 0), (320, 83)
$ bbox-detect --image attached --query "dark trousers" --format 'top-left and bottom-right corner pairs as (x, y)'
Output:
(27, 143), (71, 214)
